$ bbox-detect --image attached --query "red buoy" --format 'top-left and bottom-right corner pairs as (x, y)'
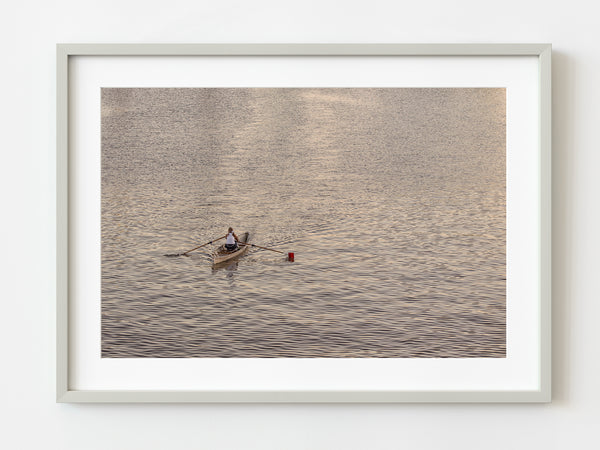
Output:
(288, 252), (294, 262)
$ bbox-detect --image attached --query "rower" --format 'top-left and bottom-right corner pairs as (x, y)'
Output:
(225, 227), (239, 251)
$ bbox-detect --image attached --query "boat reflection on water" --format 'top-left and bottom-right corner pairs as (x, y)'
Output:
(211, 259), (240, 278)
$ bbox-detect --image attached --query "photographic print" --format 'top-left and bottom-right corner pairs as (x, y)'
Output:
(101, 87), (506, 358)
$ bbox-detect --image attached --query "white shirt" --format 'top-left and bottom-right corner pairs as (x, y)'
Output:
(226, 232), (235, 245)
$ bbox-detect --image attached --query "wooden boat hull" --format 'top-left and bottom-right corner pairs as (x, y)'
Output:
(212, 232), (250, 265)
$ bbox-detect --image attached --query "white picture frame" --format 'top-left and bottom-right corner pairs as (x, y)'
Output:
(57, 43), (551, 403)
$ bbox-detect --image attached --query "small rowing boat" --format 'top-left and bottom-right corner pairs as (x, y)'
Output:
(212, 232), (250, 265)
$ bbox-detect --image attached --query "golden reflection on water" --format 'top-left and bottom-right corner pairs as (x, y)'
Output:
(101, 88), (505, 358)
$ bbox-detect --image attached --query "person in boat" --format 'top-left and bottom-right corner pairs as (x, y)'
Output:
(224, 227), (239, 251)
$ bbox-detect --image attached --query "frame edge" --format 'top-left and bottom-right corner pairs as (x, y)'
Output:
(58, 389), (550, 403)
(55, 43), (551, 56)
(538, 44), (552, 403)
(56, 44), (70, 402)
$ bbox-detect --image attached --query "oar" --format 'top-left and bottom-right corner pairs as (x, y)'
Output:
(165, 235), (226, 257)
(239, 242), (284, 253)
(238, 242), (295, 261)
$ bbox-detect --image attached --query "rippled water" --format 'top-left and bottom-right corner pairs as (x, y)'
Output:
(101, 88), (505, 358)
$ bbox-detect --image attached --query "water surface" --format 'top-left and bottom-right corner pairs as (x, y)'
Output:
(101, 88), (505, 358)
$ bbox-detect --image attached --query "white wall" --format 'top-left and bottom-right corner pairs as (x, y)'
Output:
(1, 1), (598, 448)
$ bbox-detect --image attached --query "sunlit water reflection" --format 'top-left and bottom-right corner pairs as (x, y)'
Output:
(101, 88), (505, 358)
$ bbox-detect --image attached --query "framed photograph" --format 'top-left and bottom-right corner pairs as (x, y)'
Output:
(57, 44), (551, 402)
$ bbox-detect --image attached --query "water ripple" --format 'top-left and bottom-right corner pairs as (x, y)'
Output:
(102, 88), (505, 358)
